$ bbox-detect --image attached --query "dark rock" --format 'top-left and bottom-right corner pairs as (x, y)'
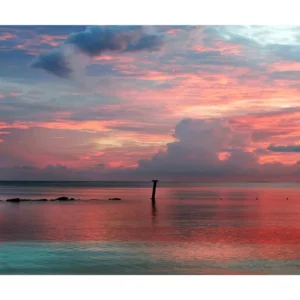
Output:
(55, 196), (76, 201)
(109, 197), (121, 200)
(7, 198), (21, 202)
(55, 196), (69, 200)
(6, 197), (76, 202)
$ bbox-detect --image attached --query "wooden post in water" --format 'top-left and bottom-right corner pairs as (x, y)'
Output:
(151, 180), (158, 203)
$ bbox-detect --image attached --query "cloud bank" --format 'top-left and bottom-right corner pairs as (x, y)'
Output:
(2, 117), (300, 181)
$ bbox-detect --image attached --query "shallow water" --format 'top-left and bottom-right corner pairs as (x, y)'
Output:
(0, 181), (300, 274)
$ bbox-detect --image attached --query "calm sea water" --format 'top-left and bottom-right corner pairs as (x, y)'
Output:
(0, 181), (300, 275)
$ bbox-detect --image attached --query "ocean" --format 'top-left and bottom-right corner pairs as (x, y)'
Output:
(0, 181), (300, 274)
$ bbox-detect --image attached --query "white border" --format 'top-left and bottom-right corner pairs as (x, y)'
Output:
(1, 0), (300, 25)
(0, 275), (299, 300)
(1, 0), (300, 299)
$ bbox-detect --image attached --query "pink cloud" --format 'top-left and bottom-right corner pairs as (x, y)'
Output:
(0, 32), (16, 41)
(165, 29), (182, 35)
(39, 34), (68, 47)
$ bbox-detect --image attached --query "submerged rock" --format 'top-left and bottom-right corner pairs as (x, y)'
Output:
(108, 197), (121, 200)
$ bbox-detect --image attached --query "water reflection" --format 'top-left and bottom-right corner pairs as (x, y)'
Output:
(151, 202), (157, 218)
(0, 183), (300, 274)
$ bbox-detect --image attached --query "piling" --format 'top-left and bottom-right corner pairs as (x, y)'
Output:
(151, 180), (158, 203)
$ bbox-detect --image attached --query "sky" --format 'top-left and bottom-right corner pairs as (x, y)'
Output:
(2, 25), (300, 181)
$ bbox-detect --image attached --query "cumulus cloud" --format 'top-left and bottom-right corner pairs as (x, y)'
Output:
(31, 26), (166, 78)
(135, 118), (256, 179)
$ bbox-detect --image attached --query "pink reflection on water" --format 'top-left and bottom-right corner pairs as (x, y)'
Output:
(0, 184), (300, 270)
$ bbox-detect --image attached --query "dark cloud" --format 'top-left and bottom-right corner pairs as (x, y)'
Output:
(268, 144), (300, 152)
(31, 26), (167, 78)
(31, 48), (72, 78)
(124, 33), (163, 52)
(67, 26), (164, 55)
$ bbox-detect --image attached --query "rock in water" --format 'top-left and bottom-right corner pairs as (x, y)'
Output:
(55, 196), (74, 201)
(55, 196), (68, 200)
(6, 197), (76, 202)
(108, 197), (121, 200)
(6, 198), (21, 202)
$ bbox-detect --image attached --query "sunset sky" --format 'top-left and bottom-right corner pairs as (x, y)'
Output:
(1, 25), (300, 180)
